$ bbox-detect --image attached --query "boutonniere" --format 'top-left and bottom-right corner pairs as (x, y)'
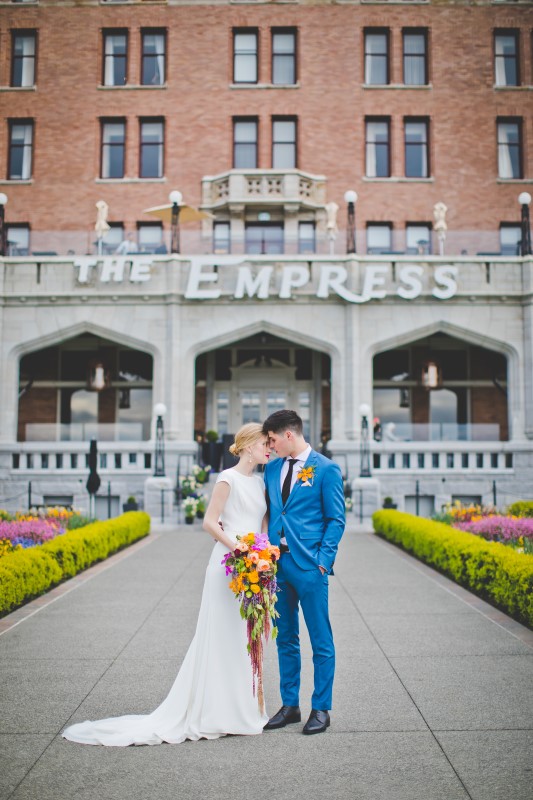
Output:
(297, 466), (316, 487)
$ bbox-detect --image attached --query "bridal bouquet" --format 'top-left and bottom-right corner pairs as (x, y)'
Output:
(222, 532), (280, 713)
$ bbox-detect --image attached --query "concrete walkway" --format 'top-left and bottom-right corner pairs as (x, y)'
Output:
(0, 520), (532, 800)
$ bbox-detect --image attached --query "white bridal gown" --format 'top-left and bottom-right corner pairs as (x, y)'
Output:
(62, 469), (269, 746)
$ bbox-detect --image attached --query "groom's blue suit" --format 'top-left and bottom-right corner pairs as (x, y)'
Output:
(264, 449), (345, 711)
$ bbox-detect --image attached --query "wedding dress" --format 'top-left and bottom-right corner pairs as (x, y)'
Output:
(62, 469), (269, 746)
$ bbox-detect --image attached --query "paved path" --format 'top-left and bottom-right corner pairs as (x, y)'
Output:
(1, 521), (532, 800)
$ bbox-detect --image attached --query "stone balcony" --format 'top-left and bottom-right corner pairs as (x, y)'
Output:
(201, 168), (327, 212)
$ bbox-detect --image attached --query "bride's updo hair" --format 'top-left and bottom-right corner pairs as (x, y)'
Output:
(229, 423), (265, 457)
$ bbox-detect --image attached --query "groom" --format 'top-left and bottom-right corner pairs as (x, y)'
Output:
(262, 409), (345, 735)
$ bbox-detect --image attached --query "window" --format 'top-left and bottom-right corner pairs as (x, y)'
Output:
(272, 29), (296, 85)
(8, 120), (33, 179)
(137, 223), (164, 253)
(272, 118), (297, 168)
(245, 224), (284, 255)
(298, 222), (315, 254)
(101, 120), (125, 179)
(403, 29), (427, 85)
(405, 118), (429, 178)
(497, 119), (522, 179)
(140, 119), (164, 178)
(11, 31), (36, 87)
(499, 224), (521, 255)
(141, 30), (165, 85)
(103, 31), (127, 86)
(406, 223), (432, 254)
(364, 30), (389, 85)
(365, 118), (390, 177)
(233, 118), (258, 168)
(494, 31), (519, 87)
(214, 222), (231, 254)
(6, 224), (30, 255)
(233, 30), (258, 83)
(366, 224), (392, 254)
(101, 223), (124, 254)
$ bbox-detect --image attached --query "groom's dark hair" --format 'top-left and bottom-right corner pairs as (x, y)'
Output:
(263, 409), (303, 436)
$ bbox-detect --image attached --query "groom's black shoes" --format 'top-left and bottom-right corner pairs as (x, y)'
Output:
(302, 709), (330, 735)
(263, 705), (301, 730)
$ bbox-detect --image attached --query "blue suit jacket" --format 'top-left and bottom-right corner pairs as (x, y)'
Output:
(264, 449), (345, 574)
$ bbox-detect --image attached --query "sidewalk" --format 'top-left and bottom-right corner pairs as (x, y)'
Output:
(1, 520), (532, 800)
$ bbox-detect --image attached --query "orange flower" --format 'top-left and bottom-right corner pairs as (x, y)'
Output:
(258, 549), (271, 561)
(257, 559), (270, 572)
(268, 545), (281, 559)
(248, 571), (260, 584)
(248, 551), (260, 564)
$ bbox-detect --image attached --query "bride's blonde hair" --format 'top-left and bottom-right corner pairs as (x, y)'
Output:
(229, 423), (265, 456)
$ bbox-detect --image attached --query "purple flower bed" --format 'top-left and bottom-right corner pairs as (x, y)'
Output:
(454, 516), (533, 542)
(0, 519), (66, 549)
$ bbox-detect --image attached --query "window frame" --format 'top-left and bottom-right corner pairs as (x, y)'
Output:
(405, 222), (432, 254)
(8, 118), (34, 180)
(404, 117), (430, 178)
(494, 29), (520, 87)
(245, 222), (285, 255)
(271, 27), (297, 86)
(100, 118), (126, 179)
(141, 28), (166, 86)
(298, 221), (316, 255)
(102, 28), (129, 87)
(233, 117), (259, 169)
(213, 222), (231, 254)
(497, 117), (523, 179)
(499, 223), (522, 256)
(233, 28), (259, 84)
(11, 29), (37, 87)
(402, 27), (428, 86)
(271, 116), (297, 169)
(366, 222), (393, 255)
(6, 222), (30, 255)
(139, 117), (165, 179)
(136, 221), (164, 253)
(364, 28), (390, 86)
(365, 116), (391, 178)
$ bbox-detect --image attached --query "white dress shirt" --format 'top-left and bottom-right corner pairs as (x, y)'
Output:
(279, 444), (312, 547)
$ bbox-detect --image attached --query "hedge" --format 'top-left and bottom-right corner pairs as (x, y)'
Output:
(0, 511), (150, 616)
(507, 501), (533, 518)
(372, 510), (533, 629)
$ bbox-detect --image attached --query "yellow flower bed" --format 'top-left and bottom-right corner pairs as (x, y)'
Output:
(372, 510), (533, 629)
(0, 512), (150, 616)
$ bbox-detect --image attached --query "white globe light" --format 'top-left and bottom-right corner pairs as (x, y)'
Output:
(0, 193), (8, 206)
(153, 403), (167, 417)
(518, 192), (532, 206)
(169, 190), (183, 205)
(344, 190), (358, 204)
(359, 403), (371, 418)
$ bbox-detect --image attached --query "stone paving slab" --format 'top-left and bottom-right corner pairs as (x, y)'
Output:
(0, 521), (532, 800)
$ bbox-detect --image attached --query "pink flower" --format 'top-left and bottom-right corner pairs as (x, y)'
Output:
(257, 559), (270, 572)
(248, 551), (259, 564)
(234, 542), (249, 554)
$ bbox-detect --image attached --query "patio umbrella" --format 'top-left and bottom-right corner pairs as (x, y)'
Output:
(142, 203), (214, 223)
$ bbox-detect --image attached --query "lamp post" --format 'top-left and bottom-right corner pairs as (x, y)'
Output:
(519, 192), (532, 256)
(169, 190), (183, 254)
(0, 193), (8, 257)
(359, 403), (372, 478)
(153, 403), (167, 477)
(344, 190), (357, 254)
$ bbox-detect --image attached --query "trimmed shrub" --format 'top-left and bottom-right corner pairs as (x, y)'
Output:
(507, 501), (533, 518)
(0, 512), (150, 616)
(372, 510), (533, 629)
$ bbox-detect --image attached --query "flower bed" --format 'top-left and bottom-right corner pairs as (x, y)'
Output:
(454, 516), (533, 554)
(372, 510), (533, 629)
(0, 512), (150, 616)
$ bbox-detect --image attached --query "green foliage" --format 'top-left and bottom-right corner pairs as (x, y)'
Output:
(66, 513), (94, 530)
(372, 510), (533, 629)
(0, 512), (150, 616)
(507, 501), (533, 518)
(205, 429), (219, 443)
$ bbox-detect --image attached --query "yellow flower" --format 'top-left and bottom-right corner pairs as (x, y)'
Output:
(248, 571), (260, 584)
(250, 584), (260, 594)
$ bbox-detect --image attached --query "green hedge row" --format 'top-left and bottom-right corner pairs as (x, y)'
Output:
(507, 501), (533, 518)
(372, 510), (533, 629)
(0, 512), (150, 616)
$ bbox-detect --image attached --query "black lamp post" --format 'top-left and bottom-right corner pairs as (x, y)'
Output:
(344, 190), (357, 254)
(519, 192), (532, 256)
(0, 193), (8, 257)
(169, 190), (182, 254)
(359, 403), (372, 478)
(153, 403), (167, 477)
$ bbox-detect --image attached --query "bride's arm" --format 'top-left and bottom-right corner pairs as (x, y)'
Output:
(202, 481), (236, 551)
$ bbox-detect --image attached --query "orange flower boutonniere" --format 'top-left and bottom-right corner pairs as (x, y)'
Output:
(297, 465), (316, 487)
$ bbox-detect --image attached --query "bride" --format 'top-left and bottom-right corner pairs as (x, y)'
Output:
(62, 423), (271, 746)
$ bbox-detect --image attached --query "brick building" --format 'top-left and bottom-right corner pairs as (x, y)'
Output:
(0, 0), (532, 518)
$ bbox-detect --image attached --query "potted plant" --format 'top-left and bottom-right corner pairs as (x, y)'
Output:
(196, 494), (207, 519)
(182, 497), (198, 524)
(203, 430), (222, 472)
(192, 464), (211, 485)
(180, 475), (198, 498)
(383, 496), (398, 509)
(122, 495), (138, 512)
